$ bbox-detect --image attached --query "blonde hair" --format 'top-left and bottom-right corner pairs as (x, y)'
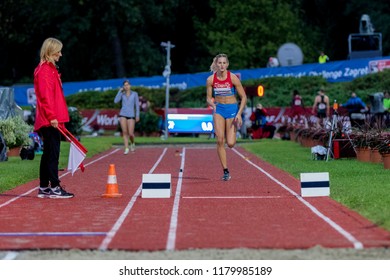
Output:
(210, 53), (229, 72)
(40, 37), (63, 64)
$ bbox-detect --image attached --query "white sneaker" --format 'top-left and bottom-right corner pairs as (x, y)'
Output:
(130, 143), (135, 152)
(124, 148), (129, 155)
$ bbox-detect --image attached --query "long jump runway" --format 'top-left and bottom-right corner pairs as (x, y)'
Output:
(0, 145), (389, 251)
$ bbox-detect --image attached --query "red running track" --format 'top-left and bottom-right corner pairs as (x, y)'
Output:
(0, 145), (389, 251)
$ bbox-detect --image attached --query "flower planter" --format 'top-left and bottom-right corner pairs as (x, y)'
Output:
(300, 137), (312, 147)
(7, 146), (21, 157)
(370, 148), (382, 163)
(356, 147), (370, 162)
(382, 154), (390, 169)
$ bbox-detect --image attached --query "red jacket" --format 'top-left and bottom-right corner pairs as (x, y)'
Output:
(33, 61), (69, 131)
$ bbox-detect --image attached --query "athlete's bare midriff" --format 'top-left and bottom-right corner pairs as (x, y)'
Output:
(215, 95), (237, 104)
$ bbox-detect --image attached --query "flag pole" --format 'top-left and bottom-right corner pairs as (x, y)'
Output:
(57, 126), (88, 175)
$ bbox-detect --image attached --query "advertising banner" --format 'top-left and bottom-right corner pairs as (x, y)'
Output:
(78, 107), (350, 134)
(13, 56), (390, 107)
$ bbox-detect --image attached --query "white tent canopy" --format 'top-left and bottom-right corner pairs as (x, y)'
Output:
(0, 87), (22, 120)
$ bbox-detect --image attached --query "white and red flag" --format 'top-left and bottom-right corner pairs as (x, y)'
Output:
(58, 127), (88, 176)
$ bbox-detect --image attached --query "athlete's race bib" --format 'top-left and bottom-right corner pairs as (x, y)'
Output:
(294, 99), (301, 106)
(318, 103), (326, 110)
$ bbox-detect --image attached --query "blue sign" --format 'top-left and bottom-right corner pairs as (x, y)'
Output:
(167, 114), (213, 133)
(11, 56), (390, 106)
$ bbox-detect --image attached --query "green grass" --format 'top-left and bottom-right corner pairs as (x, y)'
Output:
(1, 136), (389, 231)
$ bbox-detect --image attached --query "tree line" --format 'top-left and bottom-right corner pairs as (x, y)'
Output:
(1, 0), (389, 86)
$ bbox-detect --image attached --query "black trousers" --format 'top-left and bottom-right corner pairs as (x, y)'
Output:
(38, 126), (61, 188)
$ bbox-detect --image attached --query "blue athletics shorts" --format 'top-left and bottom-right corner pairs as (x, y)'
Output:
(215, 103), (238, 119)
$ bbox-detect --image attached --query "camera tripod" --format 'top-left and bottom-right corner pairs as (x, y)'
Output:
(325, 101), (356, 161)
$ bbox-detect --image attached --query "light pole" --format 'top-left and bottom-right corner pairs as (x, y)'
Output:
(161, 41), (175, 140)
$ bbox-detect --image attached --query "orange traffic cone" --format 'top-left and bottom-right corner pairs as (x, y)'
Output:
(102, 164), (122, 198)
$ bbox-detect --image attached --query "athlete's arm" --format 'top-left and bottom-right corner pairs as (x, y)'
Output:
(206, 75), (216, 110)
(231, 73), (247, 126)
(326, 96), (330, 116)
(312, 96), (319, 114)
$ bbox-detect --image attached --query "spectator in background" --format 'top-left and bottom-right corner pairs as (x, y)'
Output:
(114, 80), (140, 154)
(369, 92), (385, 129)
(312, 89), (330, 127)
(267, 57), (279, 67)
(384, 91), (390, 127)
(340, 92), (368, 127)
(290, 89), (305, 120)
(139, 96), (150, 112)
(318, 51), (329, 64)
(250, 103), (276, 139)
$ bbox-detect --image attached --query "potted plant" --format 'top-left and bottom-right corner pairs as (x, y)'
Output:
(310, 127), (327, 146)
(351, 130), (372, 162)
(377, 133), (390, 169)
(0, 116), (33, 156)
(366, 131), (383, 163)
(65, 107), (83, 140)
(378, 135), (390, 155)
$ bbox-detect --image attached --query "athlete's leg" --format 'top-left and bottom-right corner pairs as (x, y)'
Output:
(214, 113), (227, 169)
(127, 118), (136, 144)
(120, 117), (129, 150)
(225, 117), (237, 148)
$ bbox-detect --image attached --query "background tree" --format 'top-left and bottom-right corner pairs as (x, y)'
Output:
(0, 0), (389, 85)
(196, 0), (319, 69)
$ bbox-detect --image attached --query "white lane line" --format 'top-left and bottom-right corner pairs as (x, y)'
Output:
(0, 148), (120, 209)
(98, 148), (168, 251)
(166, 147), (186, 251)
(0, 188), (37, 208)
(182, 196), (284, 199)
(232, 148), (364, 249)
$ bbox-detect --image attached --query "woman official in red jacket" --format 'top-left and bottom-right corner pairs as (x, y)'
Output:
(34, 37), (74, 199)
